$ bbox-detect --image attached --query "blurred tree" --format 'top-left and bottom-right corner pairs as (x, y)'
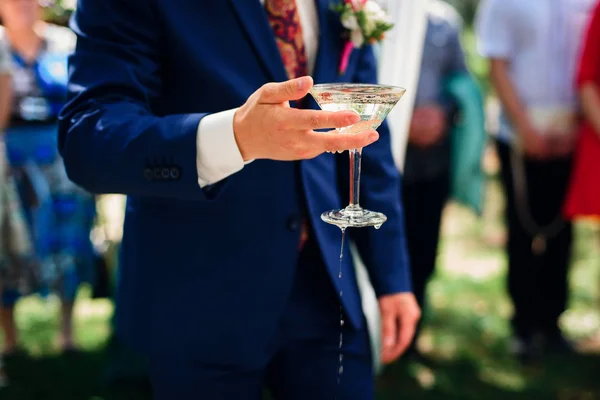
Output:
(41, 0), (75, 26)
(443, 0), (480, 27)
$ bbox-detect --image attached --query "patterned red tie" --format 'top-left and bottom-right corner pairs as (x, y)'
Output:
(265, 0), (309, 250)
(265, 0), (309, 79)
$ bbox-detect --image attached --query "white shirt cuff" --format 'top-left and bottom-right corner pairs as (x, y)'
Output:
(196, 108), (253, 188)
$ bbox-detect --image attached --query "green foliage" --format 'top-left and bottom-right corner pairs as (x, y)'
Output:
(462, 27), (491, 96)
(41, 1), (75, 27)
(444, 0), (481, 28)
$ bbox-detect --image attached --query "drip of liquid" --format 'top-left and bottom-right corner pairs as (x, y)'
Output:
(336, 227), (346, 396)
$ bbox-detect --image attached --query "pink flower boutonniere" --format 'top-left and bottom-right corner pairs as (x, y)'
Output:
(333, 0), (394, 75)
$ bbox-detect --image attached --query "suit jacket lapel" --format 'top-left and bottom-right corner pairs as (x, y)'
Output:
(229, 0), (289, 83)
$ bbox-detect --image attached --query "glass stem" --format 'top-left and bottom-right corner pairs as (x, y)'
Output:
(348, 148), (362, 208)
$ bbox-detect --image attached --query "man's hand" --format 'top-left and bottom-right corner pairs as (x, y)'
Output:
(233, 76), (379, 161)
(408, 105), (447, 148)
(546, 130), (577, 158)
(379, 292), (421, 364)
(518, 121), (552, 160)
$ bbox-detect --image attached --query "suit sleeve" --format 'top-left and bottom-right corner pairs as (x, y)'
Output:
(342, 45), (412, 296)
(58, 0), (218, 200)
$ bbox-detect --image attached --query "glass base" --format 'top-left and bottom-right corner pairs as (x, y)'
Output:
(321, 205), (387, 229)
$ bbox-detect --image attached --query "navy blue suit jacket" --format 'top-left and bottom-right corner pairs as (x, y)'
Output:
(58, 0), (411, 365)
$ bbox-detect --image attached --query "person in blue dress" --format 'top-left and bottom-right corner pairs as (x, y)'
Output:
(0, 28), (31, 388)
(0, 0), (96, 355)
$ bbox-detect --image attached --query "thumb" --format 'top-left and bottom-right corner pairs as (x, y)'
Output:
(381, 310), (396, 352)
(396, 313), (417, 355)
(259, 76), (313, 104)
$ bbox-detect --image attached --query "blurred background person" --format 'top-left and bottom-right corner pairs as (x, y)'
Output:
(0, 29), (29, 388)
(564, 1), (600, 225)
(0, 0), (96, 356)
(402, 0), (470, 357)
(475, 0), (595, 361)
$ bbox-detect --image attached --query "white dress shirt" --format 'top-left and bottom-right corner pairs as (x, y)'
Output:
(196, 0), (319, 188)
(475, 0), (596, 143)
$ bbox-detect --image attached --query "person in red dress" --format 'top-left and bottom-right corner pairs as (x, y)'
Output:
(564, 1), (600, 221)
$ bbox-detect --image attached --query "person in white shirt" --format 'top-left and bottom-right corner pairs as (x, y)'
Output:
(476, 0), (596, 361)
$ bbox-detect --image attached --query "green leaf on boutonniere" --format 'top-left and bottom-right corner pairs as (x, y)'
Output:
(331, 2), (348, 14)
(356, 10), (368, 31)
(366, 20), (394, 42)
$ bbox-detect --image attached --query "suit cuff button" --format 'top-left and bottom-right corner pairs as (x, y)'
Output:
(144, 168), (154, 181)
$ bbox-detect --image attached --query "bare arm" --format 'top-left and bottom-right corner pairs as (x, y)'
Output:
(577, 4), (600, 137)
(490, 58), (549, 157)
(580, 82), (600, 135)
(0, 73), (12, 132)
(489, 59), (531, 135)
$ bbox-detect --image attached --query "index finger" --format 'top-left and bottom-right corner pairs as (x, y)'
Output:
(394, 314), (417, 358)
(380, 309), (397, 364)
(284, 108), (360, 130)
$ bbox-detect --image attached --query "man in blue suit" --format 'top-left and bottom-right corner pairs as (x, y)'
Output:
(58, 0), (420, 398)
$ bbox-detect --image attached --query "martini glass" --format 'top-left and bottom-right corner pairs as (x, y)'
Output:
(309, 83), (406, 229)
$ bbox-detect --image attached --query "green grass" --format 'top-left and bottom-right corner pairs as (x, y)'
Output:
(1, 172), (600, 399)
(376, 173), (600, 400)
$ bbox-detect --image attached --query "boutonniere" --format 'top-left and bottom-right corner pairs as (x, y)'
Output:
(333, 0), (394, 75)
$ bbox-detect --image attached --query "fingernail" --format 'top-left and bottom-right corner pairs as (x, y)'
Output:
(369, 132), (379, 142)
(298, 76), (312, 91)
(347, 111), (360, 124)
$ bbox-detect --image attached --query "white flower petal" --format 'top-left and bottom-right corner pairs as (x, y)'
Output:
(341, 14), (359, 30)
(365, 1), (382, 14)
(363, 17), (376, 36)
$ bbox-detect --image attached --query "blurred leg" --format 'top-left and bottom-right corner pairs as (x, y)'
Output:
(266, 327), (373, 400)
(0, 300), (17, 386)
(0, 356), (6, 387)
(49, 169), (95, 352)
(60, 300), (76, 351)
(534, 157), (573, 339)
(496, 141), (538, 340)
(0, 306), (18, 355)
(149, 356), (264, 400)
(266, 235), (374, 400)
(0, 288), (19, 354)
(402, 175), (448, 349)
(57, 256), (81, 352)
(538, 226), (572, 338)
(0, 285), (6, 384)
